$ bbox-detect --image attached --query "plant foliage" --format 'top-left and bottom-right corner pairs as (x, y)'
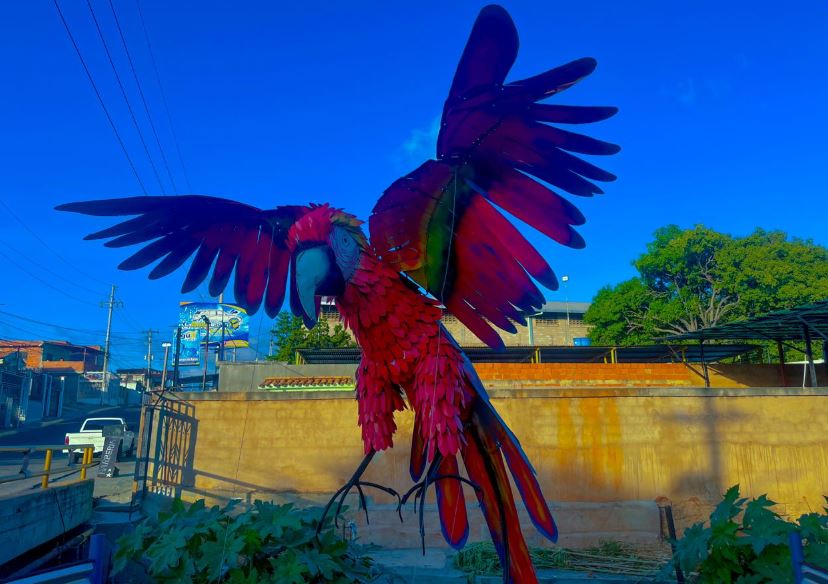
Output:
(668, 485), (828, 583)
(585, 225), (828, 345)
(113, 498), (377, 583)
(268, 310), (355, 364)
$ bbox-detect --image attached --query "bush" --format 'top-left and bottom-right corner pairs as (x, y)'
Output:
(669, 485), (828, 583)
(113, 498), (378, 583)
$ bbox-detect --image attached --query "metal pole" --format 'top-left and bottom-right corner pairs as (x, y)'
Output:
(172, 327), (182, 391)
(220, 306), (226, 362)
(803, 325), (817, 387)
(777, 340), (787, 387)
(823, 340), (828, 384)
(99, 284), (121, 404)
(201, 316), (210, 391)
(143, 329), (158, 392)
(160, 342), (171, 390)
(699, 340), (710, 388)
(561, 275), (570, 346)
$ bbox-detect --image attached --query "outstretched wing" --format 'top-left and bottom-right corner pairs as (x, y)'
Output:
(56, 196), (309, 317)
(369, 5), (619, 348)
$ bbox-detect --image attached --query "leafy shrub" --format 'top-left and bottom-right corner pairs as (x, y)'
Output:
(669, 485), (828, 583)
(113, 498), (378, 583)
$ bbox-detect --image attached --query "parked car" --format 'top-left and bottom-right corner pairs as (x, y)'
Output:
(63, 417), (136, 461)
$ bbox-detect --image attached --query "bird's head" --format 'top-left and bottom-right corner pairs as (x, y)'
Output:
(287, 204), (366, 328)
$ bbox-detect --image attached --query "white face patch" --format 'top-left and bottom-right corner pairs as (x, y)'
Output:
(330, 226), (361, 280)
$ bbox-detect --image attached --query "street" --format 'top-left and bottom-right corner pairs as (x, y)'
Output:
(0, 406), (141, 498)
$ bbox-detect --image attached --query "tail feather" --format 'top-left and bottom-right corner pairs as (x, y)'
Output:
(480, 408), (558, 542)
(435, 455), (469, 549)
(462, 420), (538, 584)
(410, 413), (427, 481)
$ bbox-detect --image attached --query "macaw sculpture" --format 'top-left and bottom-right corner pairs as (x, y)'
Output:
(58, 5), (617, 582)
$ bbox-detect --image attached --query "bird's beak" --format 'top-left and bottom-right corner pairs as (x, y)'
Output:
(291, 246), (332, 329)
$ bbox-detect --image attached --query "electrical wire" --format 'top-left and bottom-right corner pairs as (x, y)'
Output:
(0, 239), (104, 297)
(0, 308), (144, 337)
(0, 248), (97, 307)
(52, 0), (148, 195)
(106, 0), (178, 193)
(0, 199), (112, 287)
(134, 0), (193, 192)
(84, 0), (165, 193)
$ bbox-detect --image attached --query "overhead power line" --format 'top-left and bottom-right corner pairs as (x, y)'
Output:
(135, 0), (193, 192)
(0, 309), (145, 337)
(107, 0), (178, 194)
(0, 198), (111, 287)
(53, 0), (148, 195)
(84, 0), (166, 193)
(0, 238), (103, 296)
(0, 248), (97, 307)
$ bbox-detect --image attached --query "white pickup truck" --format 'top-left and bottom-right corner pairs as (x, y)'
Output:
(63, 417), (136, 461)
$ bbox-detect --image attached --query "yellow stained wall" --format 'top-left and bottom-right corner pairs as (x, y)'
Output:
(146, 386), (828, 534)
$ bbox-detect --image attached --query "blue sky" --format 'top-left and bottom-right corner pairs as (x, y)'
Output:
(0, 1), (826, 369)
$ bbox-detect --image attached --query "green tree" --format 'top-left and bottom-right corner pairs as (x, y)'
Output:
(585, 225), (828, 345)
(267, 311), (356, 364)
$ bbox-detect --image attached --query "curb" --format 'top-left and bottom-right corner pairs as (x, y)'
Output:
(0, 405), (122, 438)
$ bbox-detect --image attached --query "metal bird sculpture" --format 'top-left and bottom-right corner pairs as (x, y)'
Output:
(58, 5), (618, 582)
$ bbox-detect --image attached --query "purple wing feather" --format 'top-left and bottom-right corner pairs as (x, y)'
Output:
(370, 5), (618, 346)
(56, 195), (308, 317)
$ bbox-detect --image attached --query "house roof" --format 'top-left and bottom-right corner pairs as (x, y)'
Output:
(259, 376), (354, 390)
(0, 340), (102, 352)
(539, 301), (591, 314)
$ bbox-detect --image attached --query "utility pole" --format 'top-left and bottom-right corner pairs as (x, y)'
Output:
(100, 285), (123, 404)
(215, 306), (227, 365)
(200, 315), (210, 391)
(143, 329), (159, 392)
(172, 326), (182, 392)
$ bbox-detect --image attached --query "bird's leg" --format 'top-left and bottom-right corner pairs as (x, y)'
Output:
(315, 450), (401, 537)
(399, 453), (481, 554)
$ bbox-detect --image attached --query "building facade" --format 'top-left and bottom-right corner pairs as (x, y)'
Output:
(319, 300), (592, 347)
(0, 340), (103, 374)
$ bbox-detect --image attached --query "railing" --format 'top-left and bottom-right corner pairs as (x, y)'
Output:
(0, 443), (96, 487)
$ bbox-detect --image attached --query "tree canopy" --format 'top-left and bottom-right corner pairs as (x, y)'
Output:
(585, 225), (828, 345)
(267, 311), (355, 363)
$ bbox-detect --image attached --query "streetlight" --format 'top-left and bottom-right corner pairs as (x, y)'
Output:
(58, 376), (65, 417)
(200, 315), (210, 391)
(562, 275), (571, 346)
(160, 342), (172, 391)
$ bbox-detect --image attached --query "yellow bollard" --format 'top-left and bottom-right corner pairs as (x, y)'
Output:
(80, 447), (90, 480)
(41, 449), (53, 488)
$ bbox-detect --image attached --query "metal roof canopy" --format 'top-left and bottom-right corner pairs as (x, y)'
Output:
(662, 300), (828, 343)
(295, 344), (757, 365)
(662, 300), (828, 387)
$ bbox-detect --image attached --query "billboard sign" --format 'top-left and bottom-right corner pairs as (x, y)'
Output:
(178, 302), (250, 366)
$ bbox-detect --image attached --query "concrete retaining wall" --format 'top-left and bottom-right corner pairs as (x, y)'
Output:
(217, 362), (819, 392)
(142, 386), (828, 547)
(0, 479), (94, 565)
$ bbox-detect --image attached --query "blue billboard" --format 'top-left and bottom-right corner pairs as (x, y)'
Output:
(178, 302), (249, 365)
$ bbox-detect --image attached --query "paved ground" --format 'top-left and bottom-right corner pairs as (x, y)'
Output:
(0, 405), (140, 446)
(0, 405), (140, 500)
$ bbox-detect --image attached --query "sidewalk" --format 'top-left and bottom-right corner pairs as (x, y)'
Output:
(0, 403), (123, 438)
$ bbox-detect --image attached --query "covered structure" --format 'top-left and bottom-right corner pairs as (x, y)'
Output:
(295, 343), (757, 365)
(663, 300), (828, 387)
